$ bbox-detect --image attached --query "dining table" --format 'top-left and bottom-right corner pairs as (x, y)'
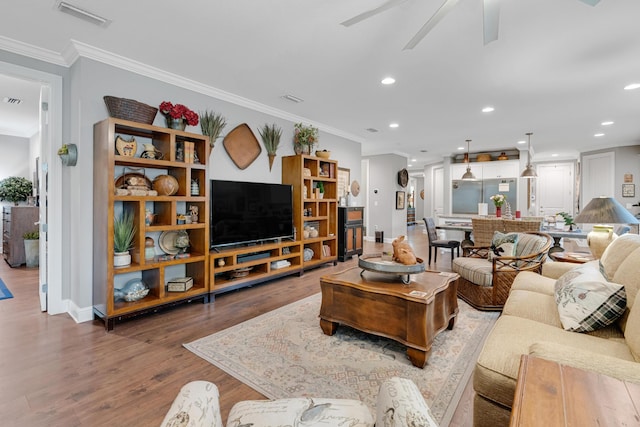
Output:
(435, 222), (587, 253)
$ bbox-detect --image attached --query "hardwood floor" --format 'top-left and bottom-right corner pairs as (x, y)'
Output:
(0, 225), (474, 426)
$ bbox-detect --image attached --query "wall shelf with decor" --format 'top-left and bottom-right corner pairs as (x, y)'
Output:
(282, 154), (338, 269)
(93, 117), (210, 330)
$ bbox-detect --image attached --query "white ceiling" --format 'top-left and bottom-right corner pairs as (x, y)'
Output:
(0, 74), (40, 138)
(1, 0), (640, 167)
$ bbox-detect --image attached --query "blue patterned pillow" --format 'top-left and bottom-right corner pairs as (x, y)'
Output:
(488, 231), (518, 261)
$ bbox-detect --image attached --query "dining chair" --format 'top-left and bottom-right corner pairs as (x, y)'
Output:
(423, 217), (460, 264)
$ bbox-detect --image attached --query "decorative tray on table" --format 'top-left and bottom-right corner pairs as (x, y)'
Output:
(358, 253), (425, 284)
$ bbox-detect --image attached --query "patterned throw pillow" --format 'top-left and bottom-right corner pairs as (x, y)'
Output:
(488, 231), (518, 261)
(554, 264), (626, 332)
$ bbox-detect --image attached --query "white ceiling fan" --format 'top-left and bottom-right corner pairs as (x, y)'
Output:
(341, 0), (601, 50)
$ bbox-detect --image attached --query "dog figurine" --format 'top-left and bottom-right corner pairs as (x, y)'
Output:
(392, 235), (417, 265)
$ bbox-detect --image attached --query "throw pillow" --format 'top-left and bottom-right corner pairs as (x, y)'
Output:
(488, 231), (518, 261)
(554, 264), (626, 332)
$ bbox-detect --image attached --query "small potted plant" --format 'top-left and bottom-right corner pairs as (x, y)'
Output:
(0, 176), (33, 206)
(114, 210), (136, 267)
(23, 230), (39, 268)
(557, 212), (576, 231)
(317, 181), (325, 199)
(159, 101), (199, 130)
(293, 123), (319, 155)
(259, 123), (282, 171)
(200, 110), (227, 149)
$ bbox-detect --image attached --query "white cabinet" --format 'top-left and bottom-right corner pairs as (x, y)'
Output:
(451, 160), (518, 180)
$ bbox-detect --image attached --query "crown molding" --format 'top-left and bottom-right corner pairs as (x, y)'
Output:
(0, 36), (67, 67)
(2, 36), (365, 144)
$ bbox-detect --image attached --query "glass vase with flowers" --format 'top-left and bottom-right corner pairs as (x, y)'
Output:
(159, 101), (199, 130)
(490, 194), (506, 217)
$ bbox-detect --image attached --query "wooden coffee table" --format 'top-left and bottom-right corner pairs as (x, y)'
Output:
(319, 267), (459, 368)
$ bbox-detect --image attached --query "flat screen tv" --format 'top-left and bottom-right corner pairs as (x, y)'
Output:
(210, 179), (294, 248)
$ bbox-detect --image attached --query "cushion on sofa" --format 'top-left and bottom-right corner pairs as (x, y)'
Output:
(554, 264), (626, 332)
(529, 341), (640, 383)
(503, 289), (562, 327)
(488, 232), (518, 261)
(228, 398), (374, 427)
(511, 271), (555, 295)
(452, 257), (493, 287)
(376, 377), (439, 427)
(474, 314), (635, 409)
(514, 233), (548, 258)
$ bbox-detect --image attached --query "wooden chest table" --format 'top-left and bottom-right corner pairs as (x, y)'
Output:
(510, 355), (640, 426)
(319, 267), (459, 368)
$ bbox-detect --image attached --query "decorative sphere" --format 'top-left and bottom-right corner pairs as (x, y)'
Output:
(153, 175), (179, 196)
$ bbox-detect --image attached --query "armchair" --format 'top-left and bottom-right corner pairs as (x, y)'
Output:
(452, 232), (552, 310)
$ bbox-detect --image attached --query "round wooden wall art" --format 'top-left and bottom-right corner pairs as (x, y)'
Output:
(420, 189), (424, 200)
(350, 180), (360, 197)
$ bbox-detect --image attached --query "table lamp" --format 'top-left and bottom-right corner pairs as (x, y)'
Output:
(573, 196), (639, 258)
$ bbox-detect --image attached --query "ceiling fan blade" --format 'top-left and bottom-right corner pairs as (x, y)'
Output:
(341, 0), (409, 27)
(483, 0), (500, 45)
(577, 0), (600, 5)
(403, 0), (460, 50)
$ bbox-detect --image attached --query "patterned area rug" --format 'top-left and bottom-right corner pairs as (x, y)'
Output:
(0, 278), (13, 300)
(185, 293), (498, 424)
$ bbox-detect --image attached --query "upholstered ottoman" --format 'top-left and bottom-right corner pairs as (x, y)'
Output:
(161, 377), (439, 427)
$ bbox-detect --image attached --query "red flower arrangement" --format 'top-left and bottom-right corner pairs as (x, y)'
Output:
(159, 101), (199, 126)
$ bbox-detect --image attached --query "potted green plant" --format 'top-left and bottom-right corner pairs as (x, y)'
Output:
(200, 110), (227, 149)
(114, 210), (136, 267)
(0, 176), (33, 205)
(293, 123), (319, 155)
(557, 212), (576, 231)
(317, 181), (325, 199)
(22, 230), (39, 268)
(259, 123), (282, 171)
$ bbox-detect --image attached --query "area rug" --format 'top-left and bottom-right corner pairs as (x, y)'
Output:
(185, 293), (498, 425)
(0, 278), (13, 300)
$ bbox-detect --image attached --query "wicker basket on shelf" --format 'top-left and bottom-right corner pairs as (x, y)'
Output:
(103, 96), (158, 125)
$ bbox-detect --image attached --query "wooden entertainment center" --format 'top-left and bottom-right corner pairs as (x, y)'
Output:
(93, 118), (340, 327)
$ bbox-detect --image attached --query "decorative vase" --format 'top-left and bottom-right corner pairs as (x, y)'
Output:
(302, 144), (311, 155)
(268, 154), (276, 171)
(24, 239), (39, 268)
(166, 117), (186, 131)
(495, 206), (502, 217)
(294, 144), (303, 155)
(587, 226), (616, 259)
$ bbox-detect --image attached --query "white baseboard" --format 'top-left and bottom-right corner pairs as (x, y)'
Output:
(66, 300), (94, 323)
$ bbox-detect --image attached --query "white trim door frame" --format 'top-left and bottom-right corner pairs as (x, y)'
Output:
(0, 61), (64, 315)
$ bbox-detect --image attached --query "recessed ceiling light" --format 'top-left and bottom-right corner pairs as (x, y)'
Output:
(551, 153), (559, 157)
(601, 121), (614, 126)
(457, 146), (465, 150)
(389, 123), (399, 128)
(624, 83), (640, 90)
(594, 133), (605, 137)
(482, 106), (495, 113)
(381, 77), (396, 85)
(517, 140), (526, 144)
(411, 158), (416, 162)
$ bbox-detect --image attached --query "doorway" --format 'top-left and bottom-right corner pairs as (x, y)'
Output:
(0, 60), (63, 315)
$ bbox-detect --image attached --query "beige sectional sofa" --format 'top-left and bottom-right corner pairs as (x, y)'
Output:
(473, 233), (640, 427)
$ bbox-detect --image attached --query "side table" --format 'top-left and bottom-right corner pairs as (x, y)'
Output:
(510, 355), (640, 426)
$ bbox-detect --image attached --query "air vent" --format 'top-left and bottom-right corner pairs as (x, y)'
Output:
(56, 1), (111, 27)
(3, 97), (22, 105)
(281, 94), (304, 103)
(365, 128), (379, 133)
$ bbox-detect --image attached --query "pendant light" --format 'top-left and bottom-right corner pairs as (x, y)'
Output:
(520, 132), (537, 178)
(461, 139), (476, 180)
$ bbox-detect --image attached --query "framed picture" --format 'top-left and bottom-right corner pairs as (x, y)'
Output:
(396, 191), (406, 210)
(338, 167), (350, 197)
(622, 183), (635, 197)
